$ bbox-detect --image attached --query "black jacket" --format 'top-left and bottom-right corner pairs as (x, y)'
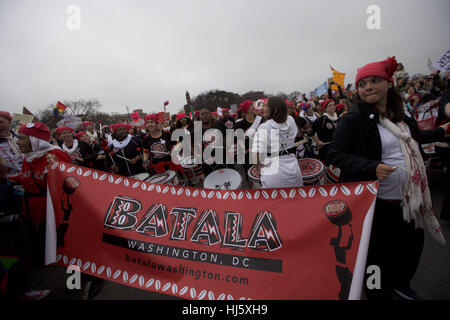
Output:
(327, 102), (447, 183)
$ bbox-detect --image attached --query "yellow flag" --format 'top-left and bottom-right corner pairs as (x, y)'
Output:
(330, 66), (345, 91)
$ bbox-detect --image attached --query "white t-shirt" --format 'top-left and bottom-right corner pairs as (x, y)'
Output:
(377, 123), (409, 200)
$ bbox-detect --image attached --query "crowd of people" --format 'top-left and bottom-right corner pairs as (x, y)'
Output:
(1, 56), (450, 300)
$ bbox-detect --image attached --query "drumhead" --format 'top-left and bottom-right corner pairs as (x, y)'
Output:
(204, 169), (242, 190)
(248, 165), (261, 180)
(298, 158), (324, 179)
(130, 173), (151, 181)
(147, 170), (176, 184)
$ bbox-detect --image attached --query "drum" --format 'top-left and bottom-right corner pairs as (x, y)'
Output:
(130, 173), (151, 181)
(324, 164), (341, 185)
(147, 170), (180, 185)
(298, 158), (324, 186)
(204, 168), (242, 190)
(323, 200), (352, 226)
(180, 156), (205, 187)
(247, 165), (262, 189)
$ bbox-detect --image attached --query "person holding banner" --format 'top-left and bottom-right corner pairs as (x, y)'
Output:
(328, 56), (450, 300)
(106, 123), (144, 177)
(73, 132), (107, 171)
(10, 123), (71, 268)
(252, 96), (303, 188)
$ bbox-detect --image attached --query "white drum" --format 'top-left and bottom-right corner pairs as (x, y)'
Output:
(180, 156), (206, 187)
(147, 170), (180, 185)
(204, 169), (242, 190)
(130, 173), (151, 181)
(247, 165), (262, 189)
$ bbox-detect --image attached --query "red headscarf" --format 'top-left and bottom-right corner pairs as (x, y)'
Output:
(0, 111), (12, 122)
(18, 122), (51, 141)
(355, 56), (398, 88)
(56, 126), (74, 136)
(320, 99), (334, 111)
(74, 131), (87, 141)
(144, 114), (160, 123)
(239, 100), (253, 114)
(111, 123), (132, 133)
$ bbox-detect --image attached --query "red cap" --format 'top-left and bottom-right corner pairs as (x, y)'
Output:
(18, 122), (51, 141)
(144, 114), (160, 123)
(111, 123), (132, 133)
(56, 126), (74, 136)
(194, 110), (200, 117)
(0, 111), (12, 122)
(83, 121), (94, 127)
(355, 56), (398, 88)
(74, 131), (87, 141)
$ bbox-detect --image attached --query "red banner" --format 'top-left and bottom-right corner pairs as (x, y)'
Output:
(45, 163), (377, 300)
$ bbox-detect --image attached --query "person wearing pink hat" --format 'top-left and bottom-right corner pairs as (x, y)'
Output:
(0, 111), (23, 177)
(142, 114), (173, 172)
(328, 56), (450, 300)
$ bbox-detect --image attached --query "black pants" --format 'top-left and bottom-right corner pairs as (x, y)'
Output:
(0, 216), (33, 299)
(364, 199), (424, 300)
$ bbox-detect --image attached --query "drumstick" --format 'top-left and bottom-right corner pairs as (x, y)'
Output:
(115, 154), (131, 162)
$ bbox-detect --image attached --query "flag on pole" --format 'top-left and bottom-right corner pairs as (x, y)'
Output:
(330, 65), (346, 91)
(314, 81), (328, 97)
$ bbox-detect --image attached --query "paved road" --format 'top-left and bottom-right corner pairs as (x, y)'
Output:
(29, 173), (449, 301)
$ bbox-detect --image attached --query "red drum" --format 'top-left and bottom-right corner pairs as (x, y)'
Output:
(180, 156), (205, 187)
(323, 200), (352, 226)
(247, 165), (262, 189)
(298, 158), (324, 186)
(324, 164), (341, 185)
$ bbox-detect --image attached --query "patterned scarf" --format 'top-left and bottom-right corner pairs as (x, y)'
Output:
(379, 117), (445, 245)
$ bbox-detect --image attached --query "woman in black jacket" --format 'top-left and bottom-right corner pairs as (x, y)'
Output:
(328, 56), (449, 300)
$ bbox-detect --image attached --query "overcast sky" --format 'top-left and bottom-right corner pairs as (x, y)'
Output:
(1, 0), (449, 116)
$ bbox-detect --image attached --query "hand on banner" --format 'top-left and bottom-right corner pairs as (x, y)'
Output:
(111, 165), (119, 173)
(440, 122), (450, 137)
(130, 155), (140, 165)
(376, 163), (395, 181)
(316, 140), (326, 150)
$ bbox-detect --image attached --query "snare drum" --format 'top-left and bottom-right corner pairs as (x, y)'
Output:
(147, 170), (180, 185)
(298, 158), (324, 186)
(247, 165), (262, 189)
(204, 168), (242, 190)
(180, 156), (205, 187)
(130, 173), (151, 181)
(324, 164), (341, 185)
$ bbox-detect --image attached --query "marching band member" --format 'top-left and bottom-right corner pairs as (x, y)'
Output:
(106, 123), (144, 177)
(83, 121), (99, 143)
(56, 127), (83, 164)
(252, 96), (303, 188)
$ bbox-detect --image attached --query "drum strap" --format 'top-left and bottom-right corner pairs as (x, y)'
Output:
(269, 147), (297, 157)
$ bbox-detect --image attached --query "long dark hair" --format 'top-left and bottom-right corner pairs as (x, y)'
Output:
(175, 116), (193, 129)
(267, 96), (288, 124)
(357, 86), (404, 123)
